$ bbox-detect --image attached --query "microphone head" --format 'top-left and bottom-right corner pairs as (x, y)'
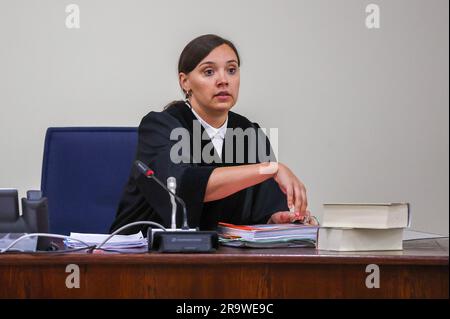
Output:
(167, 176), (176, 189)
(135, 160), (154, 176)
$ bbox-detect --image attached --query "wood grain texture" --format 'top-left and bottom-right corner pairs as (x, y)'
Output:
(0, 239), (447, 298)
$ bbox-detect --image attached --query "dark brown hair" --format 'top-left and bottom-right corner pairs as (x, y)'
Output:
(178, 34), (240, 75)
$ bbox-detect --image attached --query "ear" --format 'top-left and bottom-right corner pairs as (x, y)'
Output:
(179, 72), (190, 93)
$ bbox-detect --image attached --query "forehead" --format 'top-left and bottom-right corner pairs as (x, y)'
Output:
(198, 44), (238, 66)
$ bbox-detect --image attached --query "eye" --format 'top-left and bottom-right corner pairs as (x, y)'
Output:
(203, 69), (214, 76)
(228, 67), (237, 75)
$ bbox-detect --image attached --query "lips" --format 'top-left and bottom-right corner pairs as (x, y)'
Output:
(215, 91), (231, 97)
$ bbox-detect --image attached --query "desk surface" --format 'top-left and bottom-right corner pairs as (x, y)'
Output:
(0, 238), (447, 264)
(0, 238), (448, 298)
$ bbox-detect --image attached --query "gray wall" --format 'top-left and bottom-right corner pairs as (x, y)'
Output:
(0, 0), (448, 234)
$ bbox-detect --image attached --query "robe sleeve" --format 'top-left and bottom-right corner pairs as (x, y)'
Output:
(133, 111), (216, 228)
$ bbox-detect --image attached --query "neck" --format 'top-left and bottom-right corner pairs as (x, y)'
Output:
(189, 99), (228, 128)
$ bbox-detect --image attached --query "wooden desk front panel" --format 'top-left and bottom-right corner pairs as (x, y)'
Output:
(0, 239), (448, 298)
(0, 263), (447, 298)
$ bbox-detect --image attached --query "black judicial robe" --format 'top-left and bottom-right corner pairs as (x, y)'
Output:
(110, 101), (288, 234)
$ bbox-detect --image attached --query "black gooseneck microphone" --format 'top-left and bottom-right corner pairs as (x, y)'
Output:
(135, 160), (189, 230)
(134, 160), (218, 253)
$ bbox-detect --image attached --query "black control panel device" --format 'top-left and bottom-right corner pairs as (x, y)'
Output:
(147, 228), (218, 253)
(0, 189), (49, 234)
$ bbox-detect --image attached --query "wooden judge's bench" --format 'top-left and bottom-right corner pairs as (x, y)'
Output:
(0, 238), (447, 299)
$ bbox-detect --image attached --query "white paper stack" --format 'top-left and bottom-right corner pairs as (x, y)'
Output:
(64, 231), (147, 250)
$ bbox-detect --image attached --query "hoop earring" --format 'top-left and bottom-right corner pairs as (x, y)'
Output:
(184, 89), (192, 99)
(184, 89), (193, 108)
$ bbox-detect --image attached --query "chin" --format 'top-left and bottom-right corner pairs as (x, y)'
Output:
(212, 97), (236, 111)
(212, 102), (234, 113)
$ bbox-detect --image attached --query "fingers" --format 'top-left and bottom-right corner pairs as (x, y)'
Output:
(293, 185), (302, 214)
(300, 185), (308, 214)
(307, 213), (319, 226)
(269, 210), (316, 225)
(270, 211), (298, 224)
(286, 184), (294, 211)
(274, 164), (307, 215)
(293, 183), (308, 215)
(283, 212), (296, 223)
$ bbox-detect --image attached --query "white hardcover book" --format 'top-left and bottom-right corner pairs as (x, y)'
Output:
(317, 227), (404, 251)
(322, 203), (410, 229)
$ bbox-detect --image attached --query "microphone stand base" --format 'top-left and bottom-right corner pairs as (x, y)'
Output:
(147, 229), (218, 253)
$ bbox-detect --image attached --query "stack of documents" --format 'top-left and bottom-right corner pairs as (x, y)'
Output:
(64, 232), (147, 250)
(217, 222), (319, 248)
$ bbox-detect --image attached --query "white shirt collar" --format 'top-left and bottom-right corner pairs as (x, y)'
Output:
(188, 102), (228, 140)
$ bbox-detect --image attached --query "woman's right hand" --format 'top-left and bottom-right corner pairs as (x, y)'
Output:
(268, 210), (317, 225)
(273, 163), (308, 216)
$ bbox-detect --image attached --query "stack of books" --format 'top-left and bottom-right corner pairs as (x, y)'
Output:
(217, 222), (319, 248)
(317, 203), (410, 251)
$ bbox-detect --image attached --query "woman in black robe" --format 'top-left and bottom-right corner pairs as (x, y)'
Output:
(110, 34), (311, 234)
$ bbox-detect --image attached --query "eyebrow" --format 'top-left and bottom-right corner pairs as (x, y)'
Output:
(198, 60), (239, 67)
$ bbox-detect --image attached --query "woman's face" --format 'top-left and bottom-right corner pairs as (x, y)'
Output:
(180, 44), (240, 114)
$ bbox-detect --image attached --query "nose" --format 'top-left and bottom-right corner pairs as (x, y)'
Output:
(216, 69), (229, 87)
